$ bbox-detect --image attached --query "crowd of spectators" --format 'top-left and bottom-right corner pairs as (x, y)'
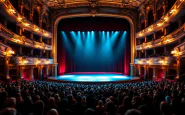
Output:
(0, 80), (185, 115)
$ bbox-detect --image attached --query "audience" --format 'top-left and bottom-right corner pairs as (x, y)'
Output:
(0, 79), (184, 115)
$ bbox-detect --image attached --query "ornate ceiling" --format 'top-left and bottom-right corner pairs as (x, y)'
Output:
(42, 0), (145, 9)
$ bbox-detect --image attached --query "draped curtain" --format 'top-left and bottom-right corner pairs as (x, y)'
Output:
(57, 17), (130, 75)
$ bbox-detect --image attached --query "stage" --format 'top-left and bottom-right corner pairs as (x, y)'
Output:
(47, 72), (140, 83)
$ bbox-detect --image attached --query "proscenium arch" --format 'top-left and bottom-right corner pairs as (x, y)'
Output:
(52, 13), (136, 76)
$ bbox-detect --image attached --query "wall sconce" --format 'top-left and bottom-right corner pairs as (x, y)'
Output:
(170, 9), (177, 14)
(9, 9), (16, 14)
(148, 28), (152, 32)
(157, 23), (163, 26)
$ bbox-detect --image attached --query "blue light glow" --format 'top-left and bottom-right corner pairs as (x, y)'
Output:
(61, 31), (127, 72)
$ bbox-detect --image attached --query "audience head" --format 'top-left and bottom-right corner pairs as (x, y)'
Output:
(4, 97), (16, 108)
(84, 108), (95, 115)
(125, 109), (141, 115)
(47, 109), (59, 115)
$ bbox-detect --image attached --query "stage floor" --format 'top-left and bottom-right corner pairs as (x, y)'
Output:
(47, 73), (140, 83)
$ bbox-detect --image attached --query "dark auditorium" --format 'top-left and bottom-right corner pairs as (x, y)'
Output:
(0, 0), (185, 115)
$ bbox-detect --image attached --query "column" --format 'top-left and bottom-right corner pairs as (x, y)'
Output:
(30, 12), (33, 21)
(46, 66), (49, 77)
(31, 49), (34, 56)
(144, 66), (147, 75)
(20, 5), (24, 15)
(176, 58), (180, 79)
(20, 66), (23, 79)
(163, 66), (167, 79)
(19, 46), (22, 55)
(39, 19), (43, 28)
(130, 63), (136, 76)
(5, 58), (10, 79)
(138, 66), (141, 76)
(39, 66), (43, 80)
(52, 64), (58, 76)
(153, 13), (157, 22)
(153, 67), (156, 80)
(30, 33), (33, 40)
(30, 66), (34, 80)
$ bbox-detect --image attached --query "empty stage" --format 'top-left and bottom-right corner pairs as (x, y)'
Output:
(47, 72), (140, 83)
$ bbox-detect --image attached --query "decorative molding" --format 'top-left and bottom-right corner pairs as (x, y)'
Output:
(136, 0), (185, 39)
(136, 23), (185, 50)
(0, 42), (14, 57)
(0, 0), (51, 38)
(13, 56), (54, 65)
(43, 0), (145, 9)
(135, 56), (172, 65)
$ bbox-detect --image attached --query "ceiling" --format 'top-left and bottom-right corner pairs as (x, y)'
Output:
(42, 0), (145, 9)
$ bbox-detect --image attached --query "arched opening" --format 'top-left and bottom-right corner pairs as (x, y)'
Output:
(23, 7), (30, 20)
(157, 7), (164, 20)
(33, 9), (40, 26)
(57, 17), (130, 74)
(167, 0), (176, 11)
(148, 10), (154, 26)
(53, 14), (136, 76)
(9, 0), (19, 11)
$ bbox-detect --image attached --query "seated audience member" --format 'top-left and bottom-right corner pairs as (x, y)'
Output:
(0, 108), (16, 115)
(125, 109), (142, 115)
(47, 109), (59, 115)
(96, 100), (105, 115)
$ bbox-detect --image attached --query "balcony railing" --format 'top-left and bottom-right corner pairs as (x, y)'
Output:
(172, 41), (185, 57)
(0, 0), (51, 38)
(136, 23), (185, 50)
(0, 42), (14, 57)
(13, 56), (54, 65)
(136, 0), (185, 39)
(134, 56), (172, 65)
(0, 24), (52, 50)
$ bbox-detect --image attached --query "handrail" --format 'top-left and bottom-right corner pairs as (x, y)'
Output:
(0, 0), (51, 38)
(134, 56), (172, 65)
(136, 23), (185, 50)
(13, 56), (54, 65)
(136, 0), (185, 39)
(0, 23), (52, 50)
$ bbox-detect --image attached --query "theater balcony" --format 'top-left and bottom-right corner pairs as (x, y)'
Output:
(136, 0), (185, 39)
(0, 0), (51, 38)
(0, 42), (14, 57)
(136, 23), (185, 50)
(0, 24), (52, 50)
(13, 56), (53, 66)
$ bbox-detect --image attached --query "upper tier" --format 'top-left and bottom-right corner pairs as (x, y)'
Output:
(136, 0), (185, 39)
(0, 0), (52, 39)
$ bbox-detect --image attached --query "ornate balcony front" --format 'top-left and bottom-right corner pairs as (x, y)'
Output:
(136, 0), (185, 39)
(0, 24), (52, 50)
(13, 56), (54, 65)
(171, 41), (185, 57)
(0, 42), (14, 57)
(135, 56), (172, 65)
(0, 0), (51, 38)
(136, 23), (185, 50)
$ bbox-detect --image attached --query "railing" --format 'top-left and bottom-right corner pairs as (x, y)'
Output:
(0, 42), (14, 57)
(136, 23), (185, 50)
(0, 0), (51, 38)
(0, 24), (52, 50)
(136, 0), (185, 39)
(172, 42), (185, 57)
(13, 56), (54, 65)
(134, 56), (172, 65)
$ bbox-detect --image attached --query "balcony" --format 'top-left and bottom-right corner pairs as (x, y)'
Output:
(136, 0), (185, 39)
(13, 56), (54, 65)
(0, 0), (51, 38)
(134, 56), (172, 65)
(0, 42), (14, 57)
(0, 24), (52, 50)
(171, 41), (185, 57)
(136, 23), (185, 50)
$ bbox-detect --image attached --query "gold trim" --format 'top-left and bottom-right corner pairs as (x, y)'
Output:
(52, 13), (136, 75)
